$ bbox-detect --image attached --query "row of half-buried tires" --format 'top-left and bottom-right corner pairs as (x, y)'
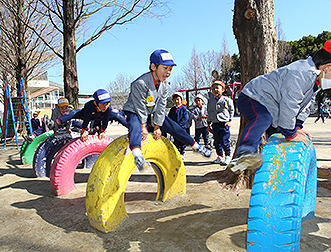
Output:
(20, 131), (111, 195)
(20, 131), (317, 250)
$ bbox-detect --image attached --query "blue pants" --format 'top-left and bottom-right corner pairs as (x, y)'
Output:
(212, 122), (231, 157)
(125, 111), (195, 150)
(194, 127), (209, 146)
(236, 93), (273, 154)
(33, 125), (46, 137)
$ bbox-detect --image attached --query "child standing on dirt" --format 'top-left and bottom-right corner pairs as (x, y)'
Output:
(191, 94), (210, 150)
(23, 97), (71, 144)
(207, 81), (234, 165)
(123, 49), (212, 171)
(45, 89), (127, 142)
(228, 39), (331, 174)
(314, 103), (326, 124)
(168, 92), (189, 159)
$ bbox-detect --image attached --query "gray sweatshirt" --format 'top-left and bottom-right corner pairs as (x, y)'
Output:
(51, 107), (72, 129)
(241, 57), (320, 130)
(191, 104), (208, 129)
(207, 95), (234, 124)
(123, 72), (168, 126)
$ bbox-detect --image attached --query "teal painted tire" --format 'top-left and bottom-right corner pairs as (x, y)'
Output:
(20, 131), (54, 165)
(247, 134), (317, 251)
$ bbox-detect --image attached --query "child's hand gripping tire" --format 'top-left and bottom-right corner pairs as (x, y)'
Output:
(247, 133), (317, 252)
(50, 135), (113, 196)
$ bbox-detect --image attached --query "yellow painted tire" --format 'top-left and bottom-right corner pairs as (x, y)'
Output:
(86, 134), (186, 233)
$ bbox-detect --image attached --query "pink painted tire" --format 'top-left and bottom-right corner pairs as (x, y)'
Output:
(50, 135), (113, 196)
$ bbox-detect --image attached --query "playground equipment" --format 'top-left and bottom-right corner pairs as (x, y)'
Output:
(3, 78), (32, 149)
(247, 134), (317, 251)
(86, 134), (186, 233)
(20, 131), (54, 165)
(50, 135), (113, 196)
(33, 131), (80, 177)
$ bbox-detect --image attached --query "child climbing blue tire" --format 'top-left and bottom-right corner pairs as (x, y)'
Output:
(20, 131), (54, 165)
(33, 131), (80, 177)
(247, 133), (317, 252)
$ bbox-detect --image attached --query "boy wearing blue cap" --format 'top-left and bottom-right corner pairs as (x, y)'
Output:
(228, 39), (331, 174)
(45, 89), (127, 141)
(123, 49), (212, 171)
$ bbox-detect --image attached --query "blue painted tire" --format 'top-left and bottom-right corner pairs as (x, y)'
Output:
(20, 131), (54, 165)
(32, 131), (79, 177)
(247, 133), (317, 251)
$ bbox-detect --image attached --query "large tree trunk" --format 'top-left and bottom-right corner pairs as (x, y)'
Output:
(206, 0), (277, 190)
(63, 0), (79, 108)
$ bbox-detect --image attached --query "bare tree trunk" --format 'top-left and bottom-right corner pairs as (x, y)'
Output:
(63, 0), (79, 108)
(206, 0), (277, 190)
(15, 0), (27, 95)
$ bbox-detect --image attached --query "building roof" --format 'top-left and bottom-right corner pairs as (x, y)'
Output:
(29, 87), (59, 99)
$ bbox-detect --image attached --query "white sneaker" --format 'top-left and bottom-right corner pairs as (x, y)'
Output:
(223, 156), (232, 165)
(193, 145), (212, 158)
(227, 152), (263, 174)
(212, 156), (224, 164)
(134, 156), (152, 172)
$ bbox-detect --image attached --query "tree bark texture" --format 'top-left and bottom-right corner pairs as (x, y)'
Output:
(63, 0), (79, 108)
(15, 0), (27, 95)
(217, 0), (277, 190)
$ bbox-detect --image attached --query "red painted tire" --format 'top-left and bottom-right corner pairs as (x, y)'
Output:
(50, 135), (113, 196)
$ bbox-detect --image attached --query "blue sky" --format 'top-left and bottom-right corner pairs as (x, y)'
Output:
(48, 0), (331, 93)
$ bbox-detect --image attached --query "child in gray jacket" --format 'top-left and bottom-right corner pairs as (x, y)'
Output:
(191, 94), (210, 150)
(123, 49), (212, 171)
(228, 39), (331, 174)
(207, 81), (234, 165)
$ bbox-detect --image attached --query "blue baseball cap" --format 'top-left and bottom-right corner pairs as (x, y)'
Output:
(150, 49), (177, 66)
(93, 89), (112, 103)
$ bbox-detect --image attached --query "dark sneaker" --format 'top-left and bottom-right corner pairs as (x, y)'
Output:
(134, 156), (152, 172)
(193, 145), (212, 158)
(22, 134), (33, 144)
(227, 152), (263, 174)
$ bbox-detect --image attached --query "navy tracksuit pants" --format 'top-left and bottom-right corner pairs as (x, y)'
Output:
(194, 127), (209, 146)
(125, 111), (195, 150)
(236, 93), (273, 154)
(211, 122), (231, 157)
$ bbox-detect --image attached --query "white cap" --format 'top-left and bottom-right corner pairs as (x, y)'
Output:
(194, 94), (204, 101)
(172, 92), (183, 100)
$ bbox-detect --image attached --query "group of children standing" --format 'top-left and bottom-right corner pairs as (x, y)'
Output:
(26, 38), (331, 174)
(168, 81), (234, 166)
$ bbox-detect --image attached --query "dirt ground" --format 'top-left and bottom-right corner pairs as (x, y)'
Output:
(0, 116), (330, 252)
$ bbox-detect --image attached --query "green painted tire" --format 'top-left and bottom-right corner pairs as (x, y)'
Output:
(20, 131), (54, 165)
